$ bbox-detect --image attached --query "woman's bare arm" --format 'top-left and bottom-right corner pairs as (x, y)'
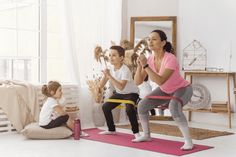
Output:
(144, 67), (174, 85)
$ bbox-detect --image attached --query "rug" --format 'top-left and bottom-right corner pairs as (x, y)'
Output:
(117, 123), (234, 140)
(82, 128), (213, 156)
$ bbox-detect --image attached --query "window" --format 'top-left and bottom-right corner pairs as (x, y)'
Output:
(0, 0), (40, 82)
(0, 0), (68, 83)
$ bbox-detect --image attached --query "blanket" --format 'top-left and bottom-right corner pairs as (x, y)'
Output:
(0, 80), (39, 132)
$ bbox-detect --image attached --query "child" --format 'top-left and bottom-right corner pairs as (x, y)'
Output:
(39, 81), (88, 137)
(99, 46), (140, 140)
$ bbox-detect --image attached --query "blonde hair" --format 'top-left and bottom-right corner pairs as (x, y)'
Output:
(42, 81), (61, 97)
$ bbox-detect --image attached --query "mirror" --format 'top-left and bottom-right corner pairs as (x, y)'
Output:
(130, 16), (177, 55)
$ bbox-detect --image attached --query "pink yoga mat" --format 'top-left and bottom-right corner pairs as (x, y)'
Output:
(82, 128), (213, 156)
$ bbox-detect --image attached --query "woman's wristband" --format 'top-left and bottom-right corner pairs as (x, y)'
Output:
(143, 64), (149, 69)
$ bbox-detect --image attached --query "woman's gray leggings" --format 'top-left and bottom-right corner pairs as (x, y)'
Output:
(138, 85), (193, 135)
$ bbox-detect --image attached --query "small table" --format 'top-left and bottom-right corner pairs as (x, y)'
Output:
(184, 71), (236, 128)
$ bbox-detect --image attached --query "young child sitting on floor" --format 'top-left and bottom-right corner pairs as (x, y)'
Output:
(39, 81), (88, 136)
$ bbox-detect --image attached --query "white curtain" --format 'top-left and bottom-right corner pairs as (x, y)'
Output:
(60, 0), (123, 128)
(61, 0), (122, 86)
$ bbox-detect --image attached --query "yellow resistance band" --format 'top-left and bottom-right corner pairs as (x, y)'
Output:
(105, 99), (137, 109)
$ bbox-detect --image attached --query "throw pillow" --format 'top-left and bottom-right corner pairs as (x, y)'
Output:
(21, 122), (72, 139)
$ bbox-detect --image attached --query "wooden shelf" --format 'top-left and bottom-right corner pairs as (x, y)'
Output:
(184, 108), (211, 113)
(184, 109), (228, 114)
(184, 101), (228, 113)
(184, 71), (236, 128)
(211, 101), (228, 113)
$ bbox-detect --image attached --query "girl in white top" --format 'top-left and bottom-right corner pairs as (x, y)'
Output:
(39, 81), (74, 130)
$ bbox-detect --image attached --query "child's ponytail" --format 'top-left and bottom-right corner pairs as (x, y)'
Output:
(41, 81), (61, 97)
(42, 84), (50, 97)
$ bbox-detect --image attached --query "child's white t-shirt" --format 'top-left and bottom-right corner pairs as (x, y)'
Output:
(39, 97), (58, 126)
(109, 64), (139, 94)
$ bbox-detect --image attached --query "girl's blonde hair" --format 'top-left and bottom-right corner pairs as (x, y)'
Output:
(42, 81), (61, 97)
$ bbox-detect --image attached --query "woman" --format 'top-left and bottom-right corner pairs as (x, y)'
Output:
(133, 30), (194, 150)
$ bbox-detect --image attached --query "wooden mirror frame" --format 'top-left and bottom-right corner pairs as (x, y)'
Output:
(130, 16), (177, 55)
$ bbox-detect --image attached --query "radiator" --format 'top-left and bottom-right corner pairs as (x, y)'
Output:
(0, 84), (79, 133)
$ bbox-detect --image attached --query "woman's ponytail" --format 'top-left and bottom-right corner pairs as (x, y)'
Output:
(164, 41), (174, 54)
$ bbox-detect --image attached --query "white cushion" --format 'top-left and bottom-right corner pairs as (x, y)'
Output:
(21, 122), (72, 139)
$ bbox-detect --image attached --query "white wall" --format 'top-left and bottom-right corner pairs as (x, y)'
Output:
(179, 0), (236, 72)
(123, 0), (179, 39)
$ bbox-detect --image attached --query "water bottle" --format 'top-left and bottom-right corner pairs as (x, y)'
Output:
(74, 118), (81, 140)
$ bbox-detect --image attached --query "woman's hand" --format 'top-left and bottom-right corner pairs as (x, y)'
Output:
(139, 53), (147, 66)
(134, 54), (148, 85)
